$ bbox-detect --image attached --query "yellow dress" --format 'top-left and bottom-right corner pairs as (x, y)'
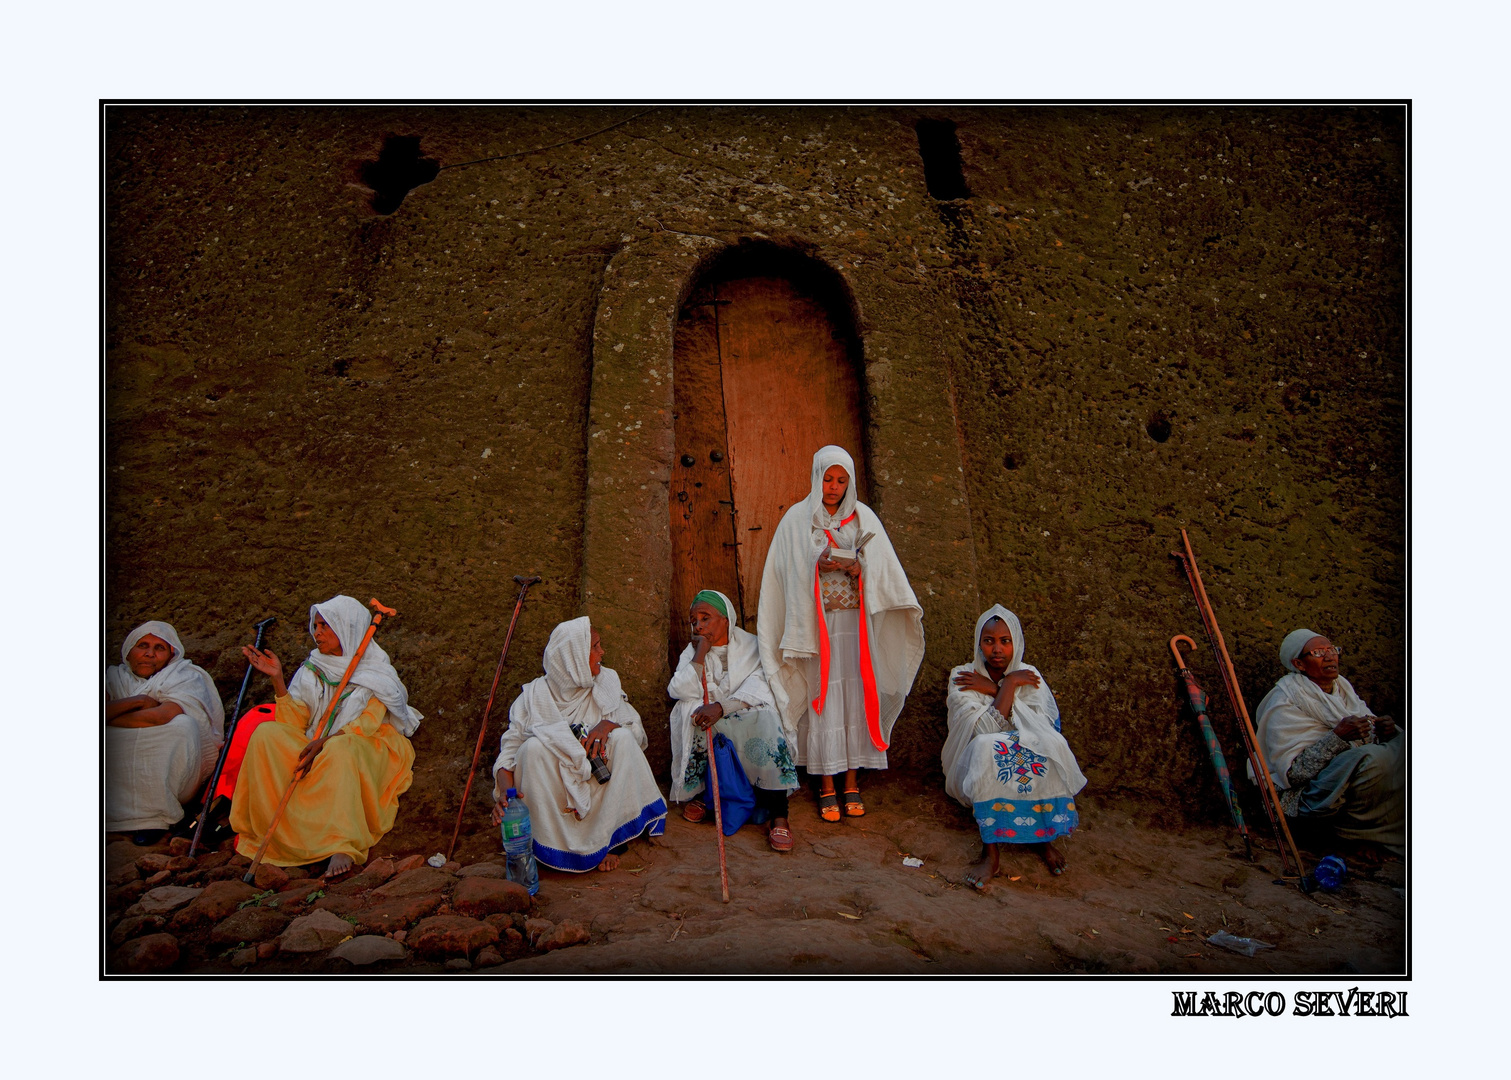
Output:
(231, 692), (415, 867)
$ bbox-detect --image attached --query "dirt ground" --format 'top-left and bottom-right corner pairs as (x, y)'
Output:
(113, 769), (1403, 976)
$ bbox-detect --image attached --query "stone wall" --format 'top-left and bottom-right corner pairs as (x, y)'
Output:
(106, 105), (1404, 836)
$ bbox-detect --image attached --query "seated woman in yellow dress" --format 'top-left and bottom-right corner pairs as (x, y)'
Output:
(232, 595), (422, 880)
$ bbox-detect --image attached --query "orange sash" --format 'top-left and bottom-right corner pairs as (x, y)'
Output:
(810, 513), (886, 750)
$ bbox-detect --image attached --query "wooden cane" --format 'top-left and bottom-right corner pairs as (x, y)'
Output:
(243, 599), (397, 884)
(701, 667), (731, 903)
(446, 575), (541, 861)
(1175, 531), (1306, 879)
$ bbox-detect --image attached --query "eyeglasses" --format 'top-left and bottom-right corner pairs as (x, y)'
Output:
(1300, 646), (1343, 659)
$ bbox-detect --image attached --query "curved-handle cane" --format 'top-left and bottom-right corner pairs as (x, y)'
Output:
(446, 575), (541, 861)
(244, 599), (396, 883)
(701, 668), (730, 903)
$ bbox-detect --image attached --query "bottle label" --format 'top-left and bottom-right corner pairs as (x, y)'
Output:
(501, 820), (528, 841)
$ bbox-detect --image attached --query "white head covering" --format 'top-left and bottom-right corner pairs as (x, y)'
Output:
(286, 595), (422, 737)
(808, 444), (858, 526)
(1279, 628), (1323, 672)
(941, 604), (1085, 804)
(106, 620), (226, 741)
(973, 605), (1026, 679)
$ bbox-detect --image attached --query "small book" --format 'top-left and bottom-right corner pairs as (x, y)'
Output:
(829, 546), (858, 560)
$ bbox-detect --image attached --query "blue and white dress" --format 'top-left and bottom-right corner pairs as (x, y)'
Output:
(942, 606), (1087, 845)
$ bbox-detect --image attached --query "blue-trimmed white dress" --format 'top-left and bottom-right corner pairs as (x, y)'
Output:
(494, 637), (667, 872)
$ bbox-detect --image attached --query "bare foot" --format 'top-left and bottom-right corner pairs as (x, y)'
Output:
(965, 842), (1000, 891)
(323, 853), (355, 880)
(596, 852), (620, 873)
(1037, 841), (1066, 875)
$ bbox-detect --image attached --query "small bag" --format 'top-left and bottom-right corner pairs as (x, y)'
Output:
(709, 733), (756, 836)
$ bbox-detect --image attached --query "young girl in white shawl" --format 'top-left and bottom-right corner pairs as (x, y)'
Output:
(944, 605), (1086, 884)
(669, 590), (798, 850)
(492, 617), (667, 872)
(1252, 628), (1403, 853)
(757, 445), (924, 823)
(233, 595), (422, 880)
(106, 621), (225, 844)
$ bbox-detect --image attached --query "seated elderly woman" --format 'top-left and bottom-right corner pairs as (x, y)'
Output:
(1253, 628), (1403, 854)
(492, 617), (667, 872)
(232, 596), (423, 881)
(106, 621), (225, 845)
(668, 590), (799, 851)
(943, 605), (1086, 886)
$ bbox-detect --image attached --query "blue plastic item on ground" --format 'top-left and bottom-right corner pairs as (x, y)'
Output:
(499, 788), (540, 896)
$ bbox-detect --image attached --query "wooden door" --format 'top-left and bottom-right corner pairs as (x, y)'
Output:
(670, 274), (865, 663)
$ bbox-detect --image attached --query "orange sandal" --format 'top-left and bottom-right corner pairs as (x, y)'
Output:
(842, 789), (865, 817)
(818, 792), (841, 823)
(682, 799), (707, 824)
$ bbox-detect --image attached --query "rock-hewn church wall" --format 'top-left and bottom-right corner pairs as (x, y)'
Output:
(106, 106), (1404, 835)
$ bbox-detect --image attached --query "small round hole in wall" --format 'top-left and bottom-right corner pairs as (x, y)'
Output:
(1146, 411), (1173, 443)
(1003, 452), (1020, 470)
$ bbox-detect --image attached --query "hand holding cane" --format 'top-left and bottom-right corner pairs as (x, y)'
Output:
(701, 667), (731, 903)
(189, 615), (276, 856)
(244, 599), (396, 884)
(446, 575), (541, 861)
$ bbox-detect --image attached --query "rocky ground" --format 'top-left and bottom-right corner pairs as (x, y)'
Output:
(104, 771), (1404, 975)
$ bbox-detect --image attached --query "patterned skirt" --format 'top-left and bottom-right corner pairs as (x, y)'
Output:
(960, 731), (1079, 845)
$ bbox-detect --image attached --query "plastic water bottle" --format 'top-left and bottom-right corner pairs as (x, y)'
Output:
(1314, 855), (1347, 891)
(499, 788), (539, 896)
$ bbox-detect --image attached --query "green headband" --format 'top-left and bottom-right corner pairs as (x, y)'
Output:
(691, 590), (728, 618)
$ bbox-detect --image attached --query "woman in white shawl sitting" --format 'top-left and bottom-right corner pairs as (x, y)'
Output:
(669, 590), (798, 850)
(492, 617), (667, 873)
(106, 621), (225, 845)
(233, 595), (422, 881)
(758, 445), (924, 823)
(1252, 628), (1403, 854)
(944, 605), (1086, 884)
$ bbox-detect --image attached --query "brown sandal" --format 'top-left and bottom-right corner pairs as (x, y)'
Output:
(682, 799), (707, 824)
(768, 825), (794, 852)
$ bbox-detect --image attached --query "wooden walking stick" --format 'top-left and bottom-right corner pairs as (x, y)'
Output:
(1172, 530), (1306, 880)
(243, 599), (397, 884)
(701, 668), (731, 903)
(188, 615), (277, 856)
(445, 575), (541, 861)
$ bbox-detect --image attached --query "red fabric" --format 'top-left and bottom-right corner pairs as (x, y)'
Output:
(810, 513), (884, 751)
(212, 703), (276, 802)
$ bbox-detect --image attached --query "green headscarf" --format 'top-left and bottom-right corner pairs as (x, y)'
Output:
(691, 590), (728, 618)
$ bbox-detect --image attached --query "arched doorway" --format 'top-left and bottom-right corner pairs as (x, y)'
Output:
(669, 245), (868, 664)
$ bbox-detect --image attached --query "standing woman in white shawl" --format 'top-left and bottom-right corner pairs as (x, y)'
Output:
(668, 590), (798, 850)
(1252, 629), (1403, 853)
(232, 595), (422, 880)
(757, 445), (924, 823)
(944, 605), (1086, 884)
(492, 617), (667, 873)
(106, 621), (225, 845)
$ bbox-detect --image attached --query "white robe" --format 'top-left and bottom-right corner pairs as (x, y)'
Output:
(941, 606), (1086, 843)
(290, 595), (423, 738)
(1252, 672), (1375, 787)
(756, 445), (924, 763)
(493, 617), (667, 871)
(105, 621), (225, 832)
(667, 592), (795, 801)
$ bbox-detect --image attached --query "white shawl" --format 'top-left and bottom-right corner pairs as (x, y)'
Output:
(941, 605), (1086, 805)
(105, 621), (225, 745)
(286, 595), (423, 738)
(494, 617), (646, 816)
(1253, 673), (1373, 788)
(756, 445), (924, 750)
(667, 591), (772, 796)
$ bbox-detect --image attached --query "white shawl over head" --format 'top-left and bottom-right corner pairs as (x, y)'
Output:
(105, 621), (226, 743)
(495, 617), (639, 816)
(941, 605), (1086, 805)
(674, 590), (763, 699)
(287, 595), (423, 738)
(1252, 626), (1373, 786)
(1279, 628), (1321, 673)
(756, 446), (924, 750)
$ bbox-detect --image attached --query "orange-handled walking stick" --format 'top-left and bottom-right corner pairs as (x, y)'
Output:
(243, 598), (396, 884)
(701, 668), (731, 903)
